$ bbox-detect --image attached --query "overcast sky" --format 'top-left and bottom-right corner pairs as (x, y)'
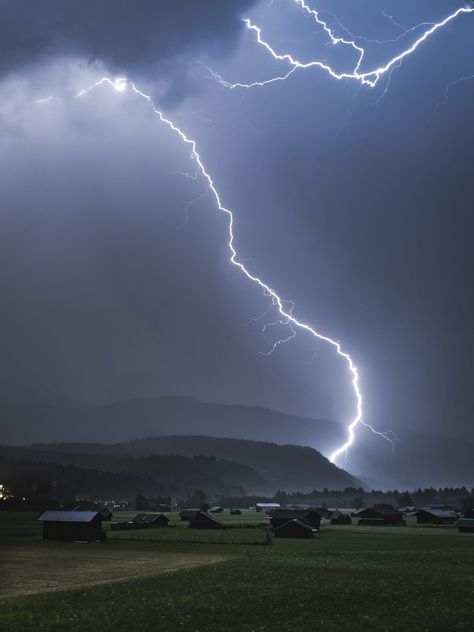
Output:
(0, 0), (473, 445)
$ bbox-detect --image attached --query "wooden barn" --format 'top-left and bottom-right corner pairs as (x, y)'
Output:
(179, 509), (199, 521)
(356, 507), (405, 526)
(274, 519), (316, 539)
(271, 509), (321, 530)
(37, 511), (104, 542)
(330, 511), (352, 525)
(189, 511), (225, 529)
(132, 513), (169, 527)
(457, 518), (474, 533)
(415, 509), (458, 525)
(111, 513), (169, 531)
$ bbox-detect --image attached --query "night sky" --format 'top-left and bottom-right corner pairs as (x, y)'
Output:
(0, 1), (472, 449)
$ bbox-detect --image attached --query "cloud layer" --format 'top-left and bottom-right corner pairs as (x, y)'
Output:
(0, 1), (258, 87)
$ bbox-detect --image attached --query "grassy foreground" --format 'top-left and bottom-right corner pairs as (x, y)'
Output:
(1, 513), (473, 631)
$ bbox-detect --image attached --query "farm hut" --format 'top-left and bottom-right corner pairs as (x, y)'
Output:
(457, 518), (474, 533)
(38, 511), (104, 542)
(356, 507), (405, 526)
(415, 509), (458, 525)
(312, 506), (332, 520)
(271, 509), (321, 530)
(179, 509), (199, 521)
(274, 519), (316, 539)
(189, 511), (225, 529)
(133, 513), (169, 527)
(330, 511), (352, 525)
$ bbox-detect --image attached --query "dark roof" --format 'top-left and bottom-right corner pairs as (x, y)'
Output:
(38, 511), (100, 523)
(274, 519), (316, 533)
(417, 509), (458, 518)
(189, 511), (225, 527)
(132, 513), (168, 523)
(357, 507), (401, 517)
(272, 509), (320, 519)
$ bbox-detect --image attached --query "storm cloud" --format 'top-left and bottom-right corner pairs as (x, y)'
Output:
(0, 0), (258, 98)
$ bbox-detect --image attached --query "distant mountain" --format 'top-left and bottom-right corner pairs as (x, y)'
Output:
(0, 436), (360, 494)
(0, 393), (345, 453)
(0, 389), (472, 489)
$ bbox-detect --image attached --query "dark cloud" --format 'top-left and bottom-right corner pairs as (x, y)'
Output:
(0, 1), (258, 91)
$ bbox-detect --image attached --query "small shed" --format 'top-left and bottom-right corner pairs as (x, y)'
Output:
(457, 518), (474, 533)
(357, 507), (405, 526)
(271, 509), (321, 530)
(179, 509), (199, 521)
(416, 509), (458, 525)
(274, 519), (316, 539)
(132, 513), (169, 527)
(38, 511), (104, 542)
(189, 511), (225, 529)
(330, 511), (352, 525)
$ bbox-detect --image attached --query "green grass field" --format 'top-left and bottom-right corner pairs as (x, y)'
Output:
(1, 511), (473, 631)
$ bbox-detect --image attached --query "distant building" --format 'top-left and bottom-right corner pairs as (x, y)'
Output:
(230, 508), (242, 515)
(209, 506), (224, 513)
(274, 519), (317, 539)
(457, 518), (474, 533)
(330, 511), (352, 525)
(356, 507), (405, 526)
(271, 509), (321, 530)
(38, 511), (104, 542)
(179, 509), (200, 521)
(189, 511), (225, 529)
(111, 512), (169, 531)
(415, 509), (458, 525)
(256, 503), (280, 513)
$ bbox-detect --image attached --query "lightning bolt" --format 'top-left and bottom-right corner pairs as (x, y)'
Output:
(35, 2), (472, 465)
(210, 2), (473, 90)
(203, 1), (473, 462)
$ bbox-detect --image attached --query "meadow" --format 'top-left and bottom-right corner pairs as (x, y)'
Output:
(0, 511), (473, 631)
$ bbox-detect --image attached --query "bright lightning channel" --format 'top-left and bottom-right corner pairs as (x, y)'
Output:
(72, 74), (384, 463)
(211, 2), (473, 90)
(204, 1), (473, 462)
